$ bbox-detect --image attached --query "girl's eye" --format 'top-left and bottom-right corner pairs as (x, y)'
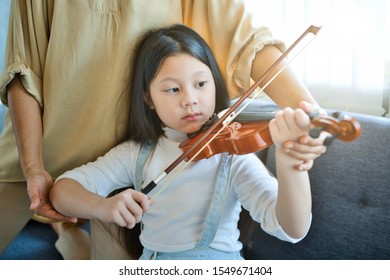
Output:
(165, 87), (179, 94)
(196, 81), (206, 88)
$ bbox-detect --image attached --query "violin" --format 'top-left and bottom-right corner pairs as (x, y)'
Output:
(179, 111), (361, 161)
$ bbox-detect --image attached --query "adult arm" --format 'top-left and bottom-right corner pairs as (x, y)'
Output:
(0, 1), (74, 221)
(251, 46), (327, 170)
(7, 76), (75, 222)
(251, 45), (317, 108)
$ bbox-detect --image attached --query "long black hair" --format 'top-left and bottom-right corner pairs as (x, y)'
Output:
(121, 24), (230, 145)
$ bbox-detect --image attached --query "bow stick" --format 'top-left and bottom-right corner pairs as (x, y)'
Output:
(142, 25), (322, 197)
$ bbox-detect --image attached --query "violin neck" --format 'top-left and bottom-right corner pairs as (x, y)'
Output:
(233, 111), (275, 122)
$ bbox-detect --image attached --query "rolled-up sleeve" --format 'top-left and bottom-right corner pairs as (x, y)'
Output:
(0, 0), (53, 107)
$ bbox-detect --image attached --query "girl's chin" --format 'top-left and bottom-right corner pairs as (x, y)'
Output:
(169, 121), (207, 134)
(183, 125), (203, 135)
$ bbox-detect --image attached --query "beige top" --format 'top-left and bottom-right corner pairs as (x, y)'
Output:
(0, 0), (284, 181)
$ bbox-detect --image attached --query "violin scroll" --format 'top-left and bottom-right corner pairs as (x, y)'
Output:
(309, 112), (361, 145)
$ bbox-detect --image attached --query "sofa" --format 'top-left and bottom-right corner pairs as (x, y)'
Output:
(1, 110), (389, 259)
(243, 111), (390, 260)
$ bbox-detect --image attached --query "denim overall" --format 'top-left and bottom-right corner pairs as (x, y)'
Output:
(134, 143), (243, 260)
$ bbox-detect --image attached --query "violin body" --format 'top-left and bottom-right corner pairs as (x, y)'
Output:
(179, 121), (272, 161)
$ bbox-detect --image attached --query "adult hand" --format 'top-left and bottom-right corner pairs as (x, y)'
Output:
(27, 169), (78, 223)
(283, 101), (328, 171)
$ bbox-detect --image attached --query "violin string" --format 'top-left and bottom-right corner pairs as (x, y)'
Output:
(149, 27), (320, 200)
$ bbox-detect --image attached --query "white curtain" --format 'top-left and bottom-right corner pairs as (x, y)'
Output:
(245, 0), (390, 117)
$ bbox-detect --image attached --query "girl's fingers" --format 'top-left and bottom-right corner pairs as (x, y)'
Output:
(285, 148), (324, 161)
(118, 211), (136, 228)
(131, 190), (151, 212)
(300, 101), (327, 116)
(294, 108), (311, 131)
(284, 140), (327, 156)
(295, 160), (314, 171)
(284, 108), (300, 132)
(271, 107), (311, 146)
(107, 189), (151, 228)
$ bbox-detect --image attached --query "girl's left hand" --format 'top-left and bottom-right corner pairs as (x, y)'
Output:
(269, 107), (311, 148)
(282, 101), (328, 171)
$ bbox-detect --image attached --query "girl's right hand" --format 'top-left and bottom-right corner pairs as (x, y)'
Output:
(95, 189), (150, 229)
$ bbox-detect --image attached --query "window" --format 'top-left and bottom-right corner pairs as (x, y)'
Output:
(245, 0), (390, 117)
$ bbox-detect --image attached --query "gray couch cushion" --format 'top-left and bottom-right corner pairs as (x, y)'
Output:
(244, 112), (390, 259)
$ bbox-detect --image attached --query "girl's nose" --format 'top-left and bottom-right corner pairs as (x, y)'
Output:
(181, 89), (198, 108)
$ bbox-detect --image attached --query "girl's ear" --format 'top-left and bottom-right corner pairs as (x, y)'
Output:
(144, 92), (155, 109)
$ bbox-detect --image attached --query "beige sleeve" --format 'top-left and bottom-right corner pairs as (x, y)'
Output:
(0, 0), (54, 107)
(182, 0), (285, 98)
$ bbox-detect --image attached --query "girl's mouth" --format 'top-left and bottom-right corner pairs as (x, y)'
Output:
(183, 113), (201, 121)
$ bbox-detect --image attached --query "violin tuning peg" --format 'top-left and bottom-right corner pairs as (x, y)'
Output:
(323, 136), (333, 146)
(323, 134), (339, 146)
(309, 126), (323, 138)
(331, 111), (344, 120)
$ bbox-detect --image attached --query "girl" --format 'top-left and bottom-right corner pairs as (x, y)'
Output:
(50, 24), (313, 260)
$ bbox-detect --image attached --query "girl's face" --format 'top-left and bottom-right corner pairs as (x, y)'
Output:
(148, 53), (216, 134)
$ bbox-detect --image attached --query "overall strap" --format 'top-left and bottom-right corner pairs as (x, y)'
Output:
(135, 143), (233, 249)
(196, 153), (233, 249)
(134, 143), (154, 191)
